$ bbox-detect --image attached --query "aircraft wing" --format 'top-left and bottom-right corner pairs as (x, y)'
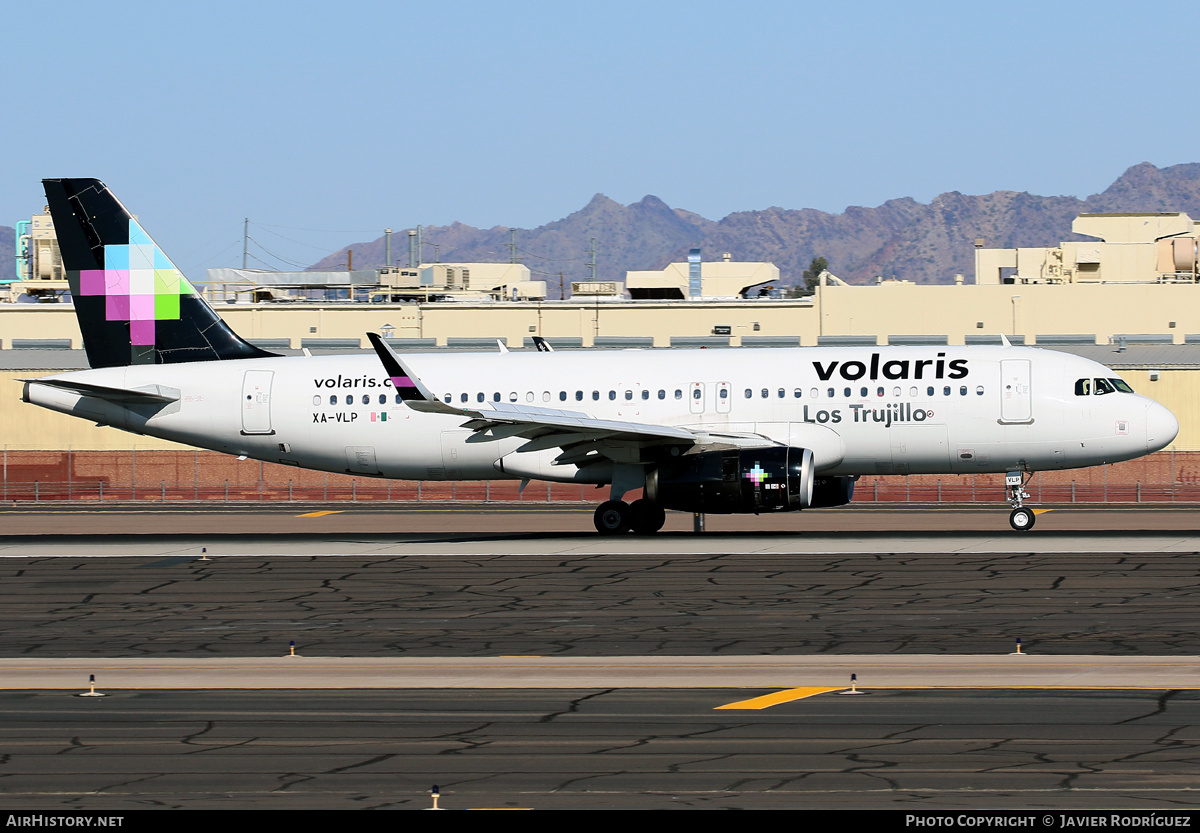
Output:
(366, 332), (776, 462)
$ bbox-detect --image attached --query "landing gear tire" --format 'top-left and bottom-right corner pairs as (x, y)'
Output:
(629, 499), (666, 535)
(1009, 507), (1035, 531)
(594, 500), (632, 534)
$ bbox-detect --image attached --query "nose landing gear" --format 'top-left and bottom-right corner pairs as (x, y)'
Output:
(1006, 470), (1036, 531)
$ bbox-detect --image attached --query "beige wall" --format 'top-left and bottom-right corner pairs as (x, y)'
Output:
(11, 281), (1200, 350)
(815, 283), (1198, 343)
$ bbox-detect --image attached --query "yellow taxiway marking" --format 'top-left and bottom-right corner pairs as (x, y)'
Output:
(716, 687), (842, 709)
(1034, 508), (1054, 515)
(297, 511), (344, 517)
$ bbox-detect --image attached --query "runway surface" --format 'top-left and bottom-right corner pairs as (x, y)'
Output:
(2, 505), (1200, 809)
(5, 688), (1200, 810)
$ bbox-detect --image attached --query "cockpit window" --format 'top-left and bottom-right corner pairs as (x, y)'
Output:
(1094, 378), (1116, 395)
(1075, 378), (1091, 396)
(1109, 378), (1134, 393)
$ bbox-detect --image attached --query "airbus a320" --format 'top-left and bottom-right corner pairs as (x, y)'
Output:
(23, 179), (1180, 533)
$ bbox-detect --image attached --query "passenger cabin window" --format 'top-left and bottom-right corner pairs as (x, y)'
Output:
(745, 389), (753, 399)
(794, 388), (802, 398)
(976, 386), (984, 396)
(675, 389), (683, 399)
(927, 386), (934, 396)
(609, 390), (617, 400)
(329, 395), (337, 405)
(778, 388), (785, 398)
(693, 388), (701, 400)
(592, 391), (600, 401)
(761, 388), (769, 398)
(827, 387), (835, 398)
(658, 390), (665, 399)
(624, 390), (633, 401)
(642, 390), (650, 400)
(477, 393), (485, 403)
(719, 388), (728, 400)
(843, 387), (851, 397)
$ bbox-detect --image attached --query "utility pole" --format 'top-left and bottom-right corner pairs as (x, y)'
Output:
(588, 237), (597, 282)
(385, 229), (392, 268)
(242, 218), (248, 269)
(507, 229), (517, 264)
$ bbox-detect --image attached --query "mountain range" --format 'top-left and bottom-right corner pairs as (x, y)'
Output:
(308, 162), (1200, 293)
(5, 163), (1200, 294)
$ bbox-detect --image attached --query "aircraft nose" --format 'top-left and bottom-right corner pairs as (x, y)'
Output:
(1145, 401), (1179, 452)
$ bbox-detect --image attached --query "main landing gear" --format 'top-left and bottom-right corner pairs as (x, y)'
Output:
(593, 498), (667, 535)
(1006, 470), (1035, 531)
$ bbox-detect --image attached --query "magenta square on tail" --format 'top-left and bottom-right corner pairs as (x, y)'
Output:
(130, 319), (156, 346)
(106, 294), (130, 321)
(80, 270), (106, 296)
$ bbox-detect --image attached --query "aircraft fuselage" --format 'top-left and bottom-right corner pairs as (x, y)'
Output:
(24, 344), (1175, 484)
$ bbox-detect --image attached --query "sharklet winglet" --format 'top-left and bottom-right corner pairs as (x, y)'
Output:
(365, 332), (462, 415)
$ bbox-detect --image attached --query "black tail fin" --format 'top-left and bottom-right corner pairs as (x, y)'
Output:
(42, 178), (275, 368)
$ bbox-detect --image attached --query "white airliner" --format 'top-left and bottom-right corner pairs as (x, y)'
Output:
(22, 179), (1180, 533)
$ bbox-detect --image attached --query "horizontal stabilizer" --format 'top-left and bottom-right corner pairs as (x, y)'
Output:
(23, 378), (180, 405)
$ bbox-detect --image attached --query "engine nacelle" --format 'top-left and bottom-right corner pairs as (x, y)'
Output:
(809, 475), (855, 508)
(646, 446), (814, 514)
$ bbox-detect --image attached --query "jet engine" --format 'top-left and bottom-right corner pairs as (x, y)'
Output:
(809, 475), (856, 508)
(645, 446), (814, 514)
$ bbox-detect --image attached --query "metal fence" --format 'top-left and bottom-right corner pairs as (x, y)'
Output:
(4, 475), (1200, 505)
(1, 449), (1196, 505)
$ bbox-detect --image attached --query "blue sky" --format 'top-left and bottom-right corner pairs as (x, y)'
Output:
(3, 0), (1197, 279)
